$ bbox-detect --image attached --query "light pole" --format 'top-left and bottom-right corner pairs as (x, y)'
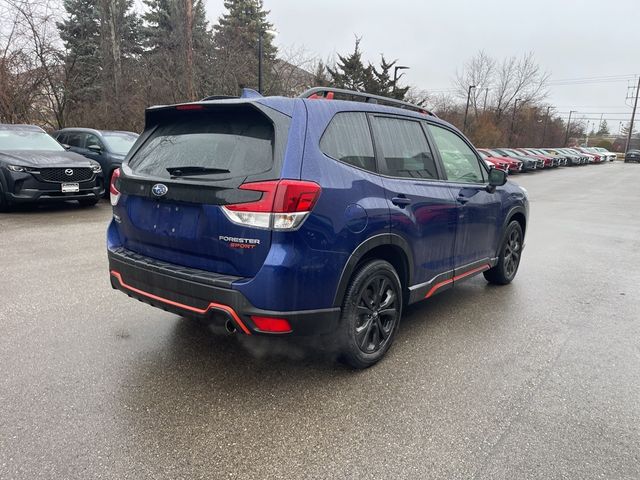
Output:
(463, 85), (476, 134)
(482, 87), (489, 111)
(624, 76), (640, 153)
(258, 30), (264, 94)
(257, 29), (276, 94)
(564, 110), (576, 146)
(509, 98), (522, 146)
(392, 66), (409, 94)
(541, 105), (551, 146)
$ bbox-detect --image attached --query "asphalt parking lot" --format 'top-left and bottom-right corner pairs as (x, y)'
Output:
(1, 162), (639, 480)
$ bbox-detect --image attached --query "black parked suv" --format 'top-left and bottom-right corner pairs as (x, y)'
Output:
(0, 124), (103, 210)
(52, 128), (138, 186)
(624, 149), (640, 163)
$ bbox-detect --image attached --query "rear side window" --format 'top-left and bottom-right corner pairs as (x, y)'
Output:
(129, 108), (274, 180)
(371, 116), (438, 179)
(428, 124), (484, 184)
(320, 112), (376, 172)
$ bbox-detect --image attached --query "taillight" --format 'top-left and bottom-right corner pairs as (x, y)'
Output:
(110, 168), (121, 206)
(222, 180), (321, 230)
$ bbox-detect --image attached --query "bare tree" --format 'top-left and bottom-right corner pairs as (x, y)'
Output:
(454, 50), (495, 116)
(404, 86), (431, 107)
(269, 45), (318, 96)
(2, 0), (67, 128)
(455, 51), (549, 120)
(492, 52), (549, 119)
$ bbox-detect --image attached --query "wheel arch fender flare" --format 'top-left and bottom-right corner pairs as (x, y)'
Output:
(332, 233), (414, 307)
(497, 205), (527, 255)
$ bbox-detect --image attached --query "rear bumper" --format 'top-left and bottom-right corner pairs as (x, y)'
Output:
(108, 247), (341, 336)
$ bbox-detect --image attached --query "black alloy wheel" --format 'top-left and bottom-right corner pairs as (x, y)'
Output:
(337, 260), (402, 368)
(503, 228), (522, 279)
(484, 220), (524, 285)
(354, 274), (399, 354)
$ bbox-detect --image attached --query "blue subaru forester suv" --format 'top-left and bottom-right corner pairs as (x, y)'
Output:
(107, 87), (528, 368)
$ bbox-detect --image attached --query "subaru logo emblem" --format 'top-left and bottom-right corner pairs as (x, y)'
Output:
(65, 169), (73, 176)
(152, 183), (168, 197)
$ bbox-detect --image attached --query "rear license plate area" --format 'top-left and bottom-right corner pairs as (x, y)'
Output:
(128, 198), (200, 239)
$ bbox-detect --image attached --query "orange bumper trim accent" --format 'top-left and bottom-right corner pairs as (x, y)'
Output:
(110, 270), (251, 335)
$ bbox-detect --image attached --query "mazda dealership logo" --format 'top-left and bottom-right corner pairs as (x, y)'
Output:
(65, 169), (73, 176)
(152, 183), (168, 197)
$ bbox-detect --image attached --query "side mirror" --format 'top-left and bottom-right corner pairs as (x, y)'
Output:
(87, 144), (102, 153)
(61, 143), (71, 150)
(486, 167), (507, 192)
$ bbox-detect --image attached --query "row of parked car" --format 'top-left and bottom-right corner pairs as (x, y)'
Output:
(0, 124), (138, 210)
(477, 146), (617, 174)
(0, 118), (622, 212)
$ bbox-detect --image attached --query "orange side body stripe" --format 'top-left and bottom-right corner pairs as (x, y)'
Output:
(425, 264), (491, 299)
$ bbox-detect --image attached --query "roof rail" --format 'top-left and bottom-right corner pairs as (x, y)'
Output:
(299, 87), (437, 117)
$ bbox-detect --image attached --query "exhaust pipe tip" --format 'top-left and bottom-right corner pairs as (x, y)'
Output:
(225, 319), (237, 334)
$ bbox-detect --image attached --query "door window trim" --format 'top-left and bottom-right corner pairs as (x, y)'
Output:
(367, 112), (445, 182)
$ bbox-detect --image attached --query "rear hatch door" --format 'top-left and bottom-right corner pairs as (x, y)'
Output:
(114, 102), (290, 278)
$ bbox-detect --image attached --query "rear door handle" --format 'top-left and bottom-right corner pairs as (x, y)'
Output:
(391, 195), (411, 208)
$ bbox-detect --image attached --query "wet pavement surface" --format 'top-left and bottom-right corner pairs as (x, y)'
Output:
(1, 162), (639, 479)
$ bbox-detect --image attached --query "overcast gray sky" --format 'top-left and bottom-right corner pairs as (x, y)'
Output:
(205, 0), (638, 131)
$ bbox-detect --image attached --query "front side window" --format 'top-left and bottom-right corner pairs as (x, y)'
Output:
(320, 112), (376, 172)
(370, 116), (438, 179)
(66, 132), (85, 148)
(428, 125), (484, 183)
(85, 134), (103, 150)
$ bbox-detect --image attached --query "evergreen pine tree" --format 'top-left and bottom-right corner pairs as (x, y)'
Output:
(57, 0), (102, 118)
(328, 38), (410, 100)
(58, 0), (141, 127)
(327, 37), (371, 91)
(143, 0), (214, 102)
(597, 119), (610, 136)
(212, 0), (277, 95)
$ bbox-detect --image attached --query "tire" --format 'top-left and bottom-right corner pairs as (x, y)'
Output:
(336, 259), (402, 369)
(78, 197), (99, 207)
(484, 220), (523, 285)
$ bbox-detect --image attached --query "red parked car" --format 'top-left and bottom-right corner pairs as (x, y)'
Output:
(477, 149), (523, 173)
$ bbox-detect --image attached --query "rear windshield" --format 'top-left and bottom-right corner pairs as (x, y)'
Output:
(129, 108), (274, 180)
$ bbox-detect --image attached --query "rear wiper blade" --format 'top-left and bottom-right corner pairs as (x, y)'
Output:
(167, 166), (230, 177)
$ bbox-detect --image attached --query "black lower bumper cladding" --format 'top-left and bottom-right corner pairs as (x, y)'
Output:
(108, 247), (341, 336)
